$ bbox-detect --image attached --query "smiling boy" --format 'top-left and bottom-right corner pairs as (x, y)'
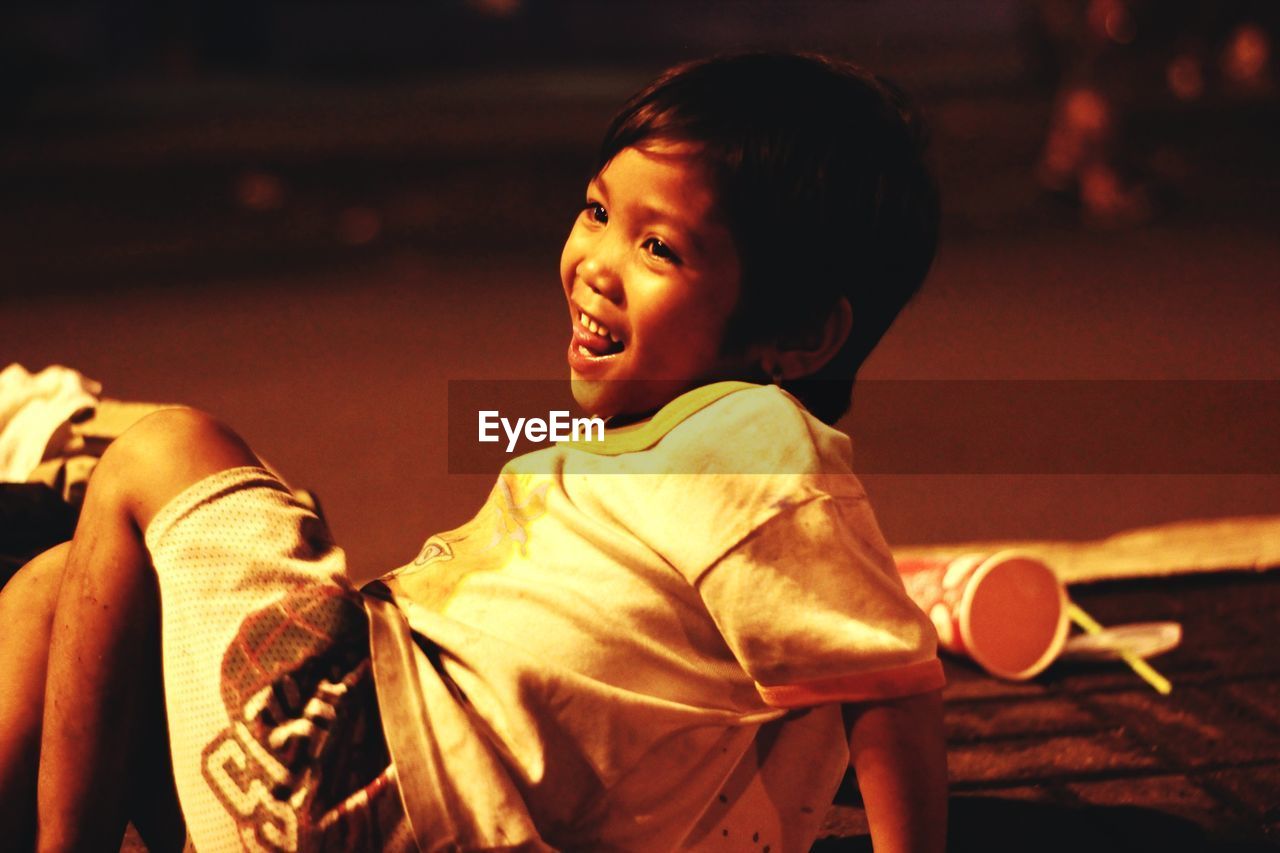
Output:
(564, 141), (748, 421)
(0, 53), (946, 852)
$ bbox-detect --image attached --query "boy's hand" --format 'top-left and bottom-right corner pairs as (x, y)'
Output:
(844, 689), (948, 853)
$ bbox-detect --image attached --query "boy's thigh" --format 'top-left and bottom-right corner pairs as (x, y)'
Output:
(145, 465), (412, 851)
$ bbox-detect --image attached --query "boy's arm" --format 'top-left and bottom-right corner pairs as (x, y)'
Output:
(843, 689), (948, 853)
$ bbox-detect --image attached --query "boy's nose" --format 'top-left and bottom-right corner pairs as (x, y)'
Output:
(579, 251), (624, 304)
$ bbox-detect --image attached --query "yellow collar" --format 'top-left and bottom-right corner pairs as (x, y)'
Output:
(563, 381), (761, 456)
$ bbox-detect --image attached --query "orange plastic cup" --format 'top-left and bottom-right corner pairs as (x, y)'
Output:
(897, 551), (1069, 681)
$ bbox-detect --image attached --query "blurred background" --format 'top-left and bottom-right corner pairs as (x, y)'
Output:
(4, 0), (1279, 583)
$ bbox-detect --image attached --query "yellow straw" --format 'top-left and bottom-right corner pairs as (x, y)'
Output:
(1067, 601), (1173, 695)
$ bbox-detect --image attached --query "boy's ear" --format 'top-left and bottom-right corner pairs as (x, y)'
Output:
(761, 297), (853, 381)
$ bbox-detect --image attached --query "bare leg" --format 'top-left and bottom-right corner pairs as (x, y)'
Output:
(124, 629), (185, 853)
(0, 543), (70, 850)
(1, 545), (187, 852)
(36, 408), (262, 853)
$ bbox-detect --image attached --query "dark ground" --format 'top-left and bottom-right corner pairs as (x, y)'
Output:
(820, 570), (1280, 851)
(4, 33), (1279, 851)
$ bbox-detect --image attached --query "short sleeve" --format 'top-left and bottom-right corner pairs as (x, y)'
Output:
(694, 493), (944, 708)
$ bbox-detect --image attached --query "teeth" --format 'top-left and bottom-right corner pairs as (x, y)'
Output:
(578, 309), (612, 339)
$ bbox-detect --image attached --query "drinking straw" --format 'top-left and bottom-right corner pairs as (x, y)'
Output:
(1067, 601), (1173, 695)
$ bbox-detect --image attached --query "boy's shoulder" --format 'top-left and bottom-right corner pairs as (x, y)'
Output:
(551, 383), (866, 576)
(660, 382), (853, 477)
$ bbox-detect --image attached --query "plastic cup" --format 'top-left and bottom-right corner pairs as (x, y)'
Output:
(897, 550), (1069, 681)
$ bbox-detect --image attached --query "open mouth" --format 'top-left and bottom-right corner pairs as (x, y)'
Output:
(575, 308), (626, 357)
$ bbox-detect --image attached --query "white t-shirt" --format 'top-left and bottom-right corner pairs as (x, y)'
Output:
(365, 382), (943, 852)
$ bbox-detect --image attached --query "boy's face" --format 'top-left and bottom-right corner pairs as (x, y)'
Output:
(560, 142), (748, 420)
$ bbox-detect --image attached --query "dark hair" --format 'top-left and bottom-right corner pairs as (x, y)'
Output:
(598, 52), (940, 424)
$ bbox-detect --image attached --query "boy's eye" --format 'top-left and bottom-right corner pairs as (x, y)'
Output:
(583, 202), (608, 224)
(643, 237), (680, 264)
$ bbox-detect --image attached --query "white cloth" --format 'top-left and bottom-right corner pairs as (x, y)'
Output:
(0, 363), (100, 481)
(372, 382), (942, 852)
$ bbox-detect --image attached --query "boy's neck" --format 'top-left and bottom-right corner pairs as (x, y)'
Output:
(604, 409), (657, 430)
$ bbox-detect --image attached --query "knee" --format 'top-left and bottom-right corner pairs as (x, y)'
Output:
(99, 407), (234, 478)
(0, 542), (70, 618)
(93, 408), (261, 527)
(107, 406), (232, 456)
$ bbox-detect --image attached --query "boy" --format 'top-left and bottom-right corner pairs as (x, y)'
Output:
(0, 52), (946, 851)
